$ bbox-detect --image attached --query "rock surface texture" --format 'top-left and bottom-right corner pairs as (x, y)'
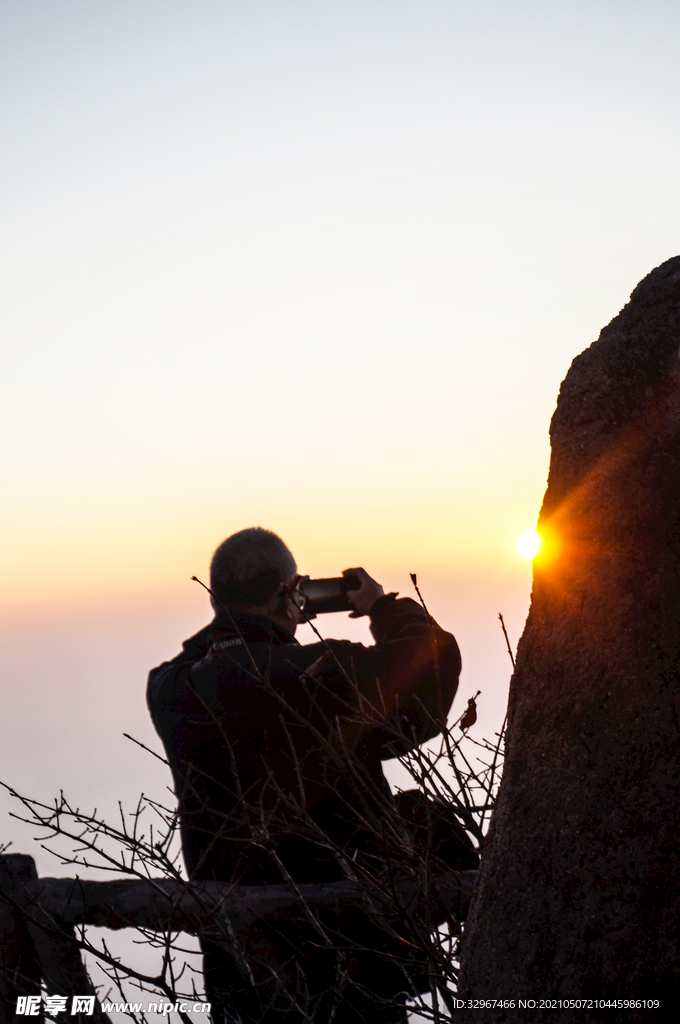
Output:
(458, 256), (680, 1022)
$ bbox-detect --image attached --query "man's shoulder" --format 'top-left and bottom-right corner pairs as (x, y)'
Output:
(146, 625), (325, 706)
(146, 620), (216, 711)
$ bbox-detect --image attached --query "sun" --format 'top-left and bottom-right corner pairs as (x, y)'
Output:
(517, 529), (543, 560)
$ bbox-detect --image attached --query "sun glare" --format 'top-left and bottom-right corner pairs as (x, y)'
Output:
(517, 529), (542, 560)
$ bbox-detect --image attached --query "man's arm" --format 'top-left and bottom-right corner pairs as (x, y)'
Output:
(312, 568), (461, 755)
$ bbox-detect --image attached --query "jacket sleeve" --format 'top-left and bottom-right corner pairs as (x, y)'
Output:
(317, 595), (461, 758)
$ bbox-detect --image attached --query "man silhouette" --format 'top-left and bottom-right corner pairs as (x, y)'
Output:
(148, 527), (464, 1022)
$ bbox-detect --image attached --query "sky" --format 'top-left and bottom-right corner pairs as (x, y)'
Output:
(2, 0), (680, 1012)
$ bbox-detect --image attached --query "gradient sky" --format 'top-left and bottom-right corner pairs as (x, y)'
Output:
(2, 0), (680, 1010)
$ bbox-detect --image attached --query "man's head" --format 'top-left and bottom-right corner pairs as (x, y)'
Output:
(209, 527), (302, 632)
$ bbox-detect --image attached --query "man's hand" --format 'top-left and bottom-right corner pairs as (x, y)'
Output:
(342, 567), (385, 618)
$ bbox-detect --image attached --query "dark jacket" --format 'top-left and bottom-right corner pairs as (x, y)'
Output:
(147, 595), (461, 884)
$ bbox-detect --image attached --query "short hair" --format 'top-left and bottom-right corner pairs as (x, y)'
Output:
(209, 527), (297, 609)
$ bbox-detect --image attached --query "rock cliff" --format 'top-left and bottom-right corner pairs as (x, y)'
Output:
(459, 256), (680, 1021)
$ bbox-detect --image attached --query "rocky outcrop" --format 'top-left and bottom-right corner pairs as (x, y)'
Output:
(458, 256), (680, 1021)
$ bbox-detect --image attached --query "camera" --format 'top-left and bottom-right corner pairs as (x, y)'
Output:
(299, 575), (360, 616)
